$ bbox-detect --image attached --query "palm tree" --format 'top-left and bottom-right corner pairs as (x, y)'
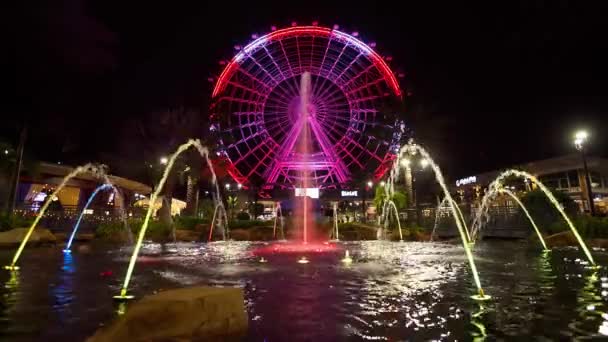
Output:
(227, 195), (238, 221)
(116, 106), (206, 227)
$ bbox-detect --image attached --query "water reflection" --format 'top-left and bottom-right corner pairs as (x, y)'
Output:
(0, 241), (607, 340)
(52, 252), (75, 317)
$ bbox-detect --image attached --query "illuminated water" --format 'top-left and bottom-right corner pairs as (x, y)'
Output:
(471, 169), (595, 265)
(1, 241), (608, 341)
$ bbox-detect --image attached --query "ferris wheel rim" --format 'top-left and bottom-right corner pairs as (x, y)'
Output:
(212, 26), (401, 98)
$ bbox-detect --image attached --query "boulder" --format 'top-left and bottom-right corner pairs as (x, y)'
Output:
(175, 229), (201, 242)
(0, 227), (57, 247)
(229, 229), (250, 241)
(87, 287), (248, 342)
(545, 231), (577, 247)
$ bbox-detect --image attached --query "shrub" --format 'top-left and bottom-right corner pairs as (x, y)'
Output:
(175, 216), (208, 230)
(236, 212), (250, 220)
(97, 219), (171, 240)
(228, 219), (273, 229)
(545, 215), (608, 239)
(0, 214), (35, 232)
(96, 221), (126, 239)
(521, 189), (578, 231)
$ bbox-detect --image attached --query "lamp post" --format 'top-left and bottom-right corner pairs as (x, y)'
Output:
(401, 158), (414, 208)
(363, 181), (372, 223)
(574, 130), (595, 216)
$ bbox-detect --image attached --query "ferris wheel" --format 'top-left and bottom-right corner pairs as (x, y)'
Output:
(210, 25), (404, 190)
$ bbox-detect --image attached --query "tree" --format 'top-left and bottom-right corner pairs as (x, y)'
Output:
(227, 195), (238, 221)
(374, 186), (408, 213)
(520, 189), (578, 230)
(116, 106), (207, 227)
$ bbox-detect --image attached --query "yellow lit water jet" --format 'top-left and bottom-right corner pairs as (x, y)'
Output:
(115, 139), (220, 300)
(5, 163), (102, 270)
(498, 188), (549, 251)
(431, 196), (472, 243)
(399, 142), (489, 300)
(341, 250), (353, 264)
(473, 169), (595, 266)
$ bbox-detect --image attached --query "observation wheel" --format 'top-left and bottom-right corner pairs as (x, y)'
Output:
(210, 25), (403, 190)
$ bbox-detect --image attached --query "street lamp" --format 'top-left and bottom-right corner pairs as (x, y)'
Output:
(160, 156), (168, 165)
(366, 181), (373, 188)
(237, 183), (243, 190)
(573, 130), (595, 216)
(380, 181), (386, 187)
(225, 183), (231, 190)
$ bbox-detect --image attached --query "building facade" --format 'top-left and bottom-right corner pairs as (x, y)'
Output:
(453, 154), (608, 214)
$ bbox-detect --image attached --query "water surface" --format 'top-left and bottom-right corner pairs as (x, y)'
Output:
(0, 240), (607, 341)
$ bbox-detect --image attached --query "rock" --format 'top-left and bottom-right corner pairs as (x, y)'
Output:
(87, 287), (248, 342)
(229, 229), (250, 241)
(77, 244), (92, 253)
(77, 233), (95, 241)
(0, 228), (57, 247)
(175, 229), (200, 242)
(589, 239), (608, 248)
(54, 232), (68, 241)
(545, 231), (577, 247)
(194, 223), (209, 232)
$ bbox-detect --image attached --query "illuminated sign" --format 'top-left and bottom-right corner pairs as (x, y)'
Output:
(341, 190), (358, 197)
(456, 176), (477, 187)
(295, 188), (320, 199)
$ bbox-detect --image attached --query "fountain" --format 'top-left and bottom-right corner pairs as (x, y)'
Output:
(471, 169), (594, 265)
(207, 202), (229, 242)
(498, 188), (549, 251)
(383, 200), (403, 241)
(63, 183), (133, 253)
(272, 202), (285, 240)
(378, 171), (404, 241)
(341, 250), (353, 264)
(397, 142), (489, 300)
(331, 202), (339, 241)
(430, 196), (471, 242)
(4, 163), (104, 270)
(299, 71), (312, 244)
(115, 139), (223, 300)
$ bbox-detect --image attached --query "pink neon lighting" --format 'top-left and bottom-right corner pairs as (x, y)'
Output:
(212, 26), (401, 97)
(212, 25), (404, 189)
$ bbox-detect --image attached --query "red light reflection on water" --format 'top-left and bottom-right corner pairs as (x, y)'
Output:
(252, 241), (341, 256)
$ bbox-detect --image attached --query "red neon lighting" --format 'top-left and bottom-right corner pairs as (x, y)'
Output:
(212, 26), (401, 98)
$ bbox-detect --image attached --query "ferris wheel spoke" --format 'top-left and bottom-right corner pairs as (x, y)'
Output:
(341, 63), (377, 89)
(243, 54), (281, 88)
(311, 36), (333, 99)
(278, 39), (296, 79)
(295, 36), (302, 72)
(335, 142), (365, 169)
(233, 66), (274, 93)
(316, 43), (348, 92)
(314, 81), (348, 105)
(224, 80), (268, 99)
(333, 53), (363, 86)
(341, 135), (383, 163)
(213, 26), (401, 188)
(344, 78), (386, 98)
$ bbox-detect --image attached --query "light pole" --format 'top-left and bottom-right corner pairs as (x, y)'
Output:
(574, 130), (595, 216)
(363, 181), (373, 223)
(401, 158), (414, 208)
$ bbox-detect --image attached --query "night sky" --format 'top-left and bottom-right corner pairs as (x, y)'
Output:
(4, 1), (608, 182)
